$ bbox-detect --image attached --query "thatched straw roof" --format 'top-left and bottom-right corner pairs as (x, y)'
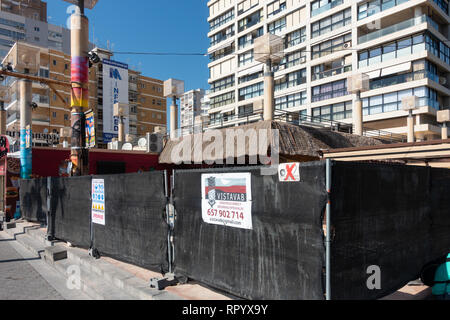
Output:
(159, 120), (385, 164)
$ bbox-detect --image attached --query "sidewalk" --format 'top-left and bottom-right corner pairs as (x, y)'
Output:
(1, 220), (231, 300)
(1, 219), (432, 300)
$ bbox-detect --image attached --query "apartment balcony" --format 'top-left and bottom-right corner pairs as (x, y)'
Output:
(370, 69), (441, 91)
(358, 15), (438, 44)
(311, 0), (343, 17)
(207, 112), (263, 129)
(6, 113), (51, 127)
(312, 64), (352, 82)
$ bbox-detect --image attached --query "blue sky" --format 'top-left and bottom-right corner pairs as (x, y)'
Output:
(47, 0), (210, 92)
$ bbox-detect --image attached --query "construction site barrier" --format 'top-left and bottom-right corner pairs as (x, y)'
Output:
(19, 177), (48, 224)
(172, 164), (328, 300)
(91, 171), (169, 273)
(49, 176), (92, 247)
(330, 162), (450, 300)
(18, 161), (450, 300)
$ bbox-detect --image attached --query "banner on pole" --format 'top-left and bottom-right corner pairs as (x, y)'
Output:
(92, 179), (105, 225)
(201, 172), (252, 230)
(85, 110), (96, 148)
(102, 59), (129, 143)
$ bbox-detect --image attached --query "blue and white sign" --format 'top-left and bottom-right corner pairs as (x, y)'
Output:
(102, 59), (129, 143)
(92, 179), (105, 225)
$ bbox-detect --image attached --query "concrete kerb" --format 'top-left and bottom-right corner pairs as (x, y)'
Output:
(8, 221), (184, 300)
(13, 222), (184, 300)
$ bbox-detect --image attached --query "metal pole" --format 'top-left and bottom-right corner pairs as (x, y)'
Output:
(326, 159), (332, 300)
(353, 90), (363, 136)
(442, 122), (448, 140)
(70, 1), (89, 176)
(407, 110), (415, 143)
(0, 101), (6, 135)
(118, 115), (125, 144)
(263, 59), (274, 121)
(19, 79), (32, 179)
(170, 96), (177, 140)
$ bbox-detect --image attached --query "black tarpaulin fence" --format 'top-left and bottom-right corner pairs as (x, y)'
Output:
(330, 162), (450, 300)
(18, 161), (450, 300)
(19, 178), (48, 224)
(172, 163), (328, 300)
(49, 176), (92, 247)
(91, 171), (169, 273)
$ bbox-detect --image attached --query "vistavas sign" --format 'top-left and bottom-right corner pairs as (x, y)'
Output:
(201, 172), (252, 230)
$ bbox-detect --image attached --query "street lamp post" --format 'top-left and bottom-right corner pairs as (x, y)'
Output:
(402, 96), (419, 143)
(437, 109), (450, 140)
(63, 0), (99, 176)
(254, 34), (284, 121)
(113, 102), (129, 148)
(164, 79), (184, 140)
(3, 43), (40, 179)
(347, 73), (370, 136)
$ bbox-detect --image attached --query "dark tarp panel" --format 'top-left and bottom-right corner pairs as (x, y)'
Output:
(173, 163), (327, 300)
(19, 178), (47, 224)
(330, 162), (450, 300)
(50, 176), (92, 248)
(92, 171), (168, 273)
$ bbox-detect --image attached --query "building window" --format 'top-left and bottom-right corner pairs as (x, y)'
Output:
(210, 91), (235, 109)
(211, 75), (235, 93)
(238, 82), (263, 101)
(362, 86), (440, 115)
(311, 0), (343, 17)
(53, 60), (57, 66)
(238, 9), (262, 32)
(239, 71), (263, 84)
(285, 27), (306, 49)
(210, 43), (235, 62)
(52, 112), (57, 118)
(275, 91), (307, 110)
(267, 0), (287, 18)
(276, 49), (307, 71)
(274, 69), (307, 91)
(311, 8), (351, 38)
(312, 101), (352, 121)
(268, 17), (286, 35)
(312, 79), (348, 102)
(238, 27), (263, 49)
(64, 114), (69, 121)
(210, 9), (234, 32)
(238, 104), (253, 117)
(312, 33), (352, 60)
(237, 0), (260, 16)
(210, 25), (235, 46)
(358, 32), (450, 68)
(238, 50), (254, 67)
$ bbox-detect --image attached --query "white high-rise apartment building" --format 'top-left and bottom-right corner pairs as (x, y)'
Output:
(180, 88), (207, 135)
(207, 0), (450, 140)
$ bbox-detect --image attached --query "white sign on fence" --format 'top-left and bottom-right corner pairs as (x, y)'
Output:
(91, 179), (105, 225)
(201, 172), (252, 230)
(278, 163), (301, 182)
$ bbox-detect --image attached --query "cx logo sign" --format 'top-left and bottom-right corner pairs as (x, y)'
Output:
(278, 163), (300, 182)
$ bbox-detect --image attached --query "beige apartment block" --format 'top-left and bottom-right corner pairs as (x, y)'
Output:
(0, 0), (47, 22)
(206, 0), (450, 140)
(2, 43), (166, 148)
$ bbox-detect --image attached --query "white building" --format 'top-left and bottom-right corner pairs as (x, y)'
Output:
(179, 88), (207, 135)
(207, 0), (450, 140)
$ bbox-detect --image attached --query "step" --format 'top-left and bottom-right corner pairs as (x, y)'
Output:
(65, 247), (181, 300)
(50, 258), (135, 300)
(13, 233), (46, 258)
